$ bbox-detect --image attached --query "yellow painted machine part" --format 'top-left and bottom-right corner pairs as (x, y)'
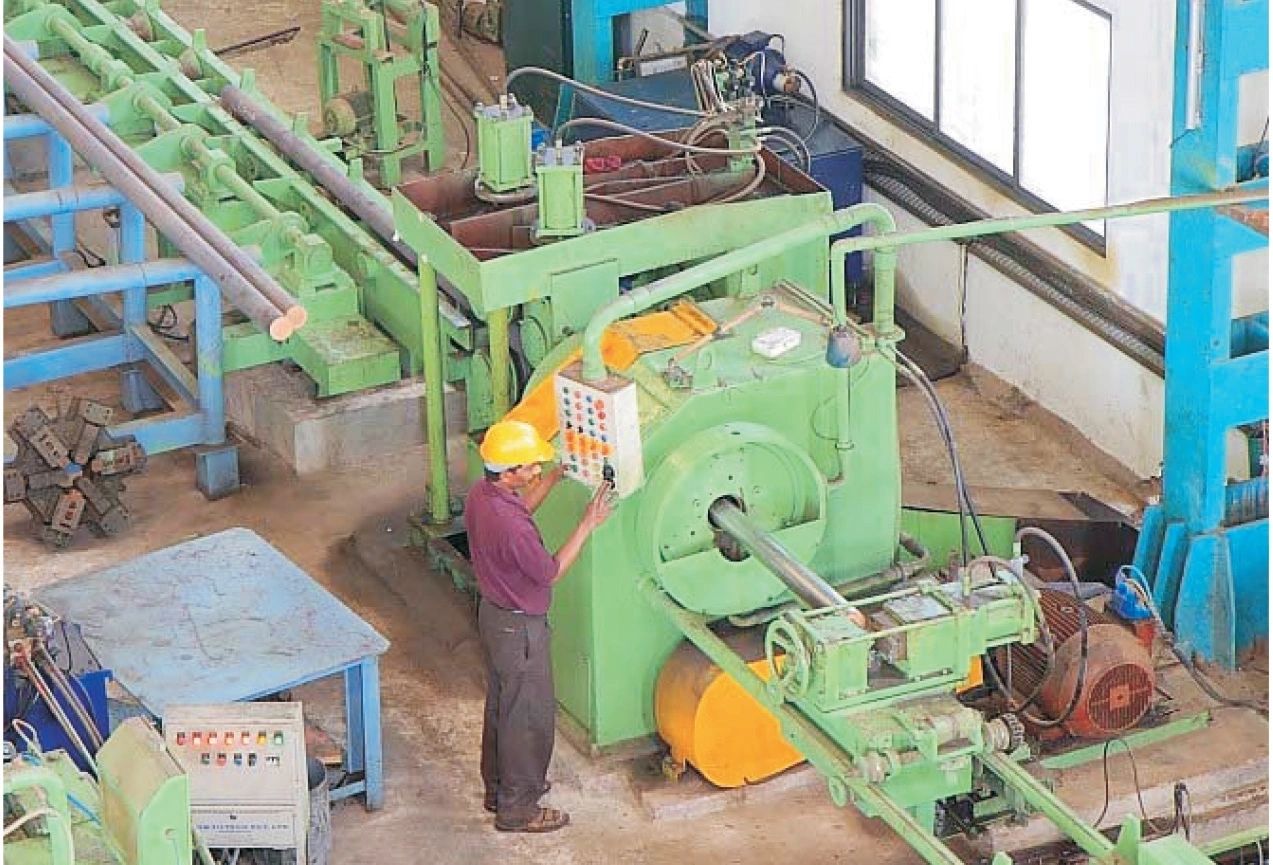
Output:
(655, 639), (984, 788)
(505, 300), (716, 439)
(655, 634), (803, 788)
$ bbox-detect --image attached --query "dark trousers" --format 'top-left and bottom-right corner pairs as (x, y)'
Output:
(478, 597), (555, 823)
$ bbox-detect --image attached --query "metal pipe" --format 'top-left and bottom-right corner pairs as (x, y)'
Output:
(11, 28), (305, 333)
(6, 259), (203, 308)
(3, 173), (185, 221)
(217, 85), (418, 266)
(2, 35), (295, 341)
(581, 204), (886, 381)
(707, 499), (846, 609)
(4, 104), (110, 139)
(418, 259), (451, 525)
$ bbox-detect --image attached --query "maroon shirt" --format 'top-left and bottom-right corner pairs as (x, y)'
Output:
(464, 478), (557, 615)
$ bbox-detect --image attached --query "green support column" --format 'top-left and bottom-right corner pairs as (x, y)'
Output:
(419, 259), (451, 524)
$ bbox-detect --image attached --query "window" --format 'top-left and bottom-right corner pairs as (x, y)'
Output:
(848, 0), (1112, 245)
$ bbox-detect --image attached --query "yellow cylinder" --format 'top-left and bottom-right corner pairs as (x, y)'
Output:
(654, 631), (804, 788)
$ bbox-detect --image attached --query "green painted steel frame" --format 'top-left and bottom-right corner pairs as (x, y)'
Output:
(5, 0), (473, 397)
(317, 0), (445, 187)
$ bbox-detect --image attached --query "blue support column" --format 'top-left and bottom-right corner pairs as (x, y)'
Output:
(118, 202), (165, 412)
(192, 275), (239, 500)
(1133, 0), (1270, 668)
(46, 127), (93, 338)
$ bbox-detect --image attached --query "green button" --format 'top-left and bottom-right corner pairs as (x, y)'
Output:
(273, 731), (284, 745)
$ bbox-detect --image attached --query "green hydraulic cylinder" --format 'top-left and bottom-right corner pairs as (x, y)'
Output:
(475, 96), (534, 193)
(534, 141), (589, 240)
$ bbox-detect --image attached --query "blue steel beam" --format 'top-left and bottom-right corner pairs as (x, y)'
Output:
(4, 105), (111, 139)
(5, 334), (129, 388)
(3, 173), (184, 222)
(4, 259), (201, 308)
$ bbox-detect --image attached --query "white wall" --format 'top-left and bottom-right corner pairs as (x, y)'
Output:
(710, 1), (1269, 478)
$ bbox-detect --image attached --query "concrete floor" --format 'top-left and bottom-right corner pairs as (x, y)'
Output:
(4, 4), (1267, 863)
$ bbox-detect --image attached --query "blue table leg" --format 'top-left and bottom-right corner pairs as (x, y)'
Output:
(342, 657), (384, 810)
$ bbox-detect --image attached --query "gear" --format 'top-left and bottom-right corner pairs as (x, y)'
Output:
(5, 399), (145, 548)
(1000, 712), (1026, 751)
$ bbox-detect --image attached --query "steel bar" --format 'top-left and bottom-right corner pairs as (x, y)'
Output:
(1038, 711), (1212, 770)
(707, 499), (846, 609)
(1198, 825), (1271, 857)
(31, 17), (312, 325)
(980, 751), (1114, 858)
(3, 33), (298, 339)
(218, 85), (417, 265)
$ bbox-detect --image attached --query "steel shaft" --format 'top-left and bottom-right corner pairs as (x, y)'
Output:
(707, 499), (846, 609)
(3, 34), (297, 340)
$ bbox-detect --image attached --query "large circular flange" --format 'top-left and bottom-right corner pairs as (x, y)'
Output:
(637, 422), (828, 617)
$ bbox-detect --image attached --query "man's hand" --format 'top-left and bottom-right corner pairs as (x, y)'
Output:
(583, 482), (613, 530)
(542, 463), (566, 488)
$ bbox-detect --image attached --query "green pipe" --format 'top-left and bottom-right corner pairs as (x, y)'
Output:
(580, 204), (890, 382)
(1198, 825), (1270, 857)
(980, 751), (1114, 859)
(488, 306), (512, 418)
(419, 259), (451, 524)
(829, 188), (1267, 261)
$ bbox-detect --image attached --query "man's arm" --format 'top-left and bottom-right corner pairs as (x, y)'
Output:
(551, 482), (613, 581)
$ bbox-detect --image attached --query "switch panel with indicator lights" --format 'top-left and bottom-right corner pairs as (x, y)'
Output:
(164, 702), (309, 858)
(553, 363), (643, 497)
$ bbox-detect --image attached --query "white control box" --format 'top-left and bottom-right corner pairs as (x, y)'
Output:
(553, 364), (644, 497)
(164, 702), (309, 859)
(751, 326), (802, 359)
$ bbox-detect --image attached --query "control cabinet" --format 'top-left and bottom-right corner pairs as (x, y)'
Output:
(164, 702), (309, 859)
(554, 364), (644, 496)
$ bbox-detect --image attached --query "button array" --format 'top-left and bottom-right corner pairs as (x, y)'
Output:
(559, 384), (612, 485)
(173, 728), (286, 769)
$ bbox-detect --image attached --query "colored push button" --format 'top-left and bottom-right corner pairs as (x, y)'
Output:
(216, 753), (227, 767)
(233, 753), (244, 766)
(273, 731), (285, 746)
(241, 731), (251, 745)
(257, 731), (268, 745)
(192, 732), (202, 746)
(200, 752), (210, 766)
(248, 753), (258, 767)
(207, 732), (218, 745)
(176, 732), (186, 746)
(224, 731), (234, 744)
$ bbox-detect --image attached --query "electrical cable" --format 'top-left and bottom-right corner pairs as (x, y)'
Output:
(555, 117), (760, 157)
(505, 66), (709, 121)
(792, 70), (822, 141)
(1004, 526), (1088, 729)
(1119, 566), (1267, 713)
(37, 645), (103, 748)
(756, 126), (811, 170)
(1092, 737), (1171, 835)
(438, 83), (474, 169)
(966, 555), (1057, 712)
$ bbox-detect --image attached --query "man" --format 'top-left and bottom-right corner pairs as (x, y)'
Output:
(465, 419), (612, 833)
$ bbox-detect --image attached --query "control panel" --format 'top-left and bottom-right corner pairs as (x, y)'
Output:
(164, 702), (309, 858)
(554, 363), (644, 497)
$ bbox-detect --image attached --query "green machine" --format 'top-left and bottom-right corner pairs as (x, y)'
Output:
(4, 0), (464, 397)
(503, 201), (1235, 863)
(4, 718), (191, 865)
(318, 0), (446, 187)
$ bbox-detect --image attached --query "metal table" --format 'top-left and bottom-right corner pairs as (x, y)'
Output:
(35, 527), (390, 809)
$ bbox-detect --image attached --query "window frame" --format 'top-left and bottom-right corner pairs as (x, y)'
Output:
(844, 0), (1113, 253)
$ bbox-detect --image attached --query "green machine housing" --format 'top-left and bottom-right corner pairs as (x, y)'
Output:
(532, 285), (904, 748)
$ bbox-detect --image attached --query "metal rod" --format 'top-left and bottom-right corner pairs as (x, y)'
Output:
(10, 28), (304, 333)
(707, 499), (846, 609)
(418, 259), (450, 525)
(2, 35), (295, 341)
(217, 85), (418, 266)
(979, 751), (1114, 858)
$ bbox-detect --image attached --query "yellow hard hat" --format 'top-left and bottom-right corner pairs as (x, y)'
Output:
(479, 420), (555, 470)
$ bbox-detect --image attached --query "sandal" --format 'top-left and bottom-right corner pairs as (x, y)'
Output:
(484, 781), (550, 814)
(495, 806), (570, 833)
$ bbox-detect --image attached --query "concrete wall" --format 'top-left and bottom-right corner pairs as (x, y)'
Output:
(707, 2), (1268, 478)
